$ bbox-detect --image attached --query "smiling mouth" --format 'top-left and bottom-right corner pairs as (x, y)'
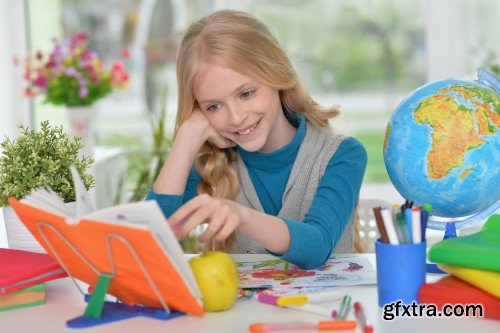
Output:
(236, 119), (261, 135)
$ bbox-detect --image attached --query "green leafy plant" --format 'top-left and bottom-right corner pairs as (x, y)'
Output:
(0, 121), (95, 207)
(114, 88), (172, 204)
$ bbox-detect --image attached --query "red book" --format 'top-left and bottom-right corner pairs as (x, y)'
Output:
(0, 248), (68, 294)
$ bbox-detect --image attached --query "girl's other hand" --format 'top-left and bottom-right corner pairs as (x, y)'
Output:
(169, 194), (242, 243)
(182, 108), (236, 149)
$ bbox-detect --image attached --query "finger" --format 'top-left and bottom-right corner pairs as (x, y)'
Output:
(169, 194), (210, 226)
(214, 213), (239, 242)
(171, 210), (195, 240)
(175, 198), (221, 240)
(198, 214), (226, 243)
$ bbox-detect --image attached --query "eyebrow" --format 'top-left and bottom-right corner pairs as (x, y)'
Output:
(197, 81), (255, 105)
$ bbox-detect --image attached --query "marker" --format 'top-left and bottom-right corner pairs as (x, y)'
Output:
(381, 207), (399, 245)
(354, 302), (373, 333)
(249, 320), (357, 332)
(276, 290), (345, 306)
(373, 207), (389, 243)
(337, 295), (352, 320)
(258, 294), (337, 318)
(391, 204), (400, 222)
(395, 212), (408, 244)
(421, 203), (432, 241)
(411, 207), (422, 243)
(404, 207), (413, 243)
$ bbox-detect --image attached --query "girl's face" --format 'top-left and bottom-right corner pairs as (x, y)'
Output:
(194, 63), (296, 153)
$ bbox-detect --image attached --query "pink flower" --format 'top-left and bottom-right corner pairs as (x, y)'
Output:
(36, 51), (43, 61)
(81, 50), (94, 61)
(33, 75), (48, 88)
(24, 87), (36, 98)
(121, 49), (130, 59)
(112, 60), (125, 71)
(84, 64), (95, 74)
(78, 86), (89, 98)
(70, 32), (88, 46)
(65, 67), (80, 77)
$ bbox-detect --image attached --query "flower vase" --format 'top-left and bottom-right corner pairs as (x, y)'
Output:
(67, 106), (95, 158)
(4, 202), (76, 253)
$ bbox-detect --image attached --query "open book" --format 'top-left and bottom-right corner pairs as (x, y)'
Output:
(8, 166), (203, 316)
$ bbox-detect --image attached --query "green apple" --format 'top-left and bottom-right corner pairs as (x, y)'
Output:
(189, 251), (239, 312)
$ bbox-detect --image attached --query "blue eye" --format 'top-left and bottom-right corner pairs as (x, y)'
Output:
(206, 103), (221, 112)
(240, 89), (255, 99)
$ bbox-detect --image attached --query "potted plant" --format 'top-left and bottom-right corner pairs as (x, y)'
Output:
(19, 32), (130, 156)
(0, 121), (95, 252)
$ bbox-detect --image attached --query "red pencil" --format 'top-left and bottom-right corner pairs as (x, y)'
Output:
(354, 301), (374, 333)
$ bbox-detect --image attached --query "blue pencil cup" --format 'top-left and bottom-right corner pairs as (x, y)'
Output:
(375, 239), (426, 307)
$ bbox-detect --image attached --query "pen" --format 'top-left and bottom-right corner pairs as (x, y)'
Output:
(337, 295), (352, 320)
(249, 320), (357, 332)
(258, 294), (337, 318)
(381, 207), (399, 245)
(411, 207), (422, 243)
(354, 301), (374, 333)
(404, 207), (413, 243)
(276, 290), (345, 306)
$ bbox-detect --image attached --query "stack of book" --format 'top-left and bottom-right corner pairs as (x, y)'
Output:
(0, 283), (47, 312)
(419, 214), (500, 320)
(0, 248), (68, 311)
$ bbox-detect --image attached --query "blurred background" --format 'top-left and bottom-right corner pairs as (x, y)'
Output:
(0, 0), (498, 217)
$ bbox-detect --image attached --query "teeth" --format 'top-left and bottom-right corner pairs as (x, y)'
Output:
(238, 122), (258, 135)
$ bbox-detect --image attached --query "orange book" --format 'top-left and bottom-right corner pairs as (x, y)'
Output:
(8, 167), (203, 316)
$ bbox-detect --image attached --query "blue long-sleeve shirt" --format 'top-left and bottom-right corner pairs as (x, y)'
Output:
(146, 115), (367, 269)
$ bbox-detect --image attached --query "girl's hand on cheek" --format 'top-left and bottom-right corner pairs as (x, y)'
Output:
(169, 194), (242, 243)
(184, 108), (236, 149)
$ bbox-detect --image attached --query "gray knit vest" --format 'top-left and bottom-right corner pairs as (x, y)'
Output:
(230, 122), (354, 254)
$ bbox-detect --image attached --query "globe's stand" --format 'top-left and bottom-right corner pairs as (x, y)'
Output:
(427, 200), (500, 231)
(425, 200), (500, 274)
(476, 68), (500, 94)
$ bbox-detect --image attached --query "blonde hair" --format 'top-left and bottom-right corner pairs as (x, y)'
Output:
(175, 10), (340, 251)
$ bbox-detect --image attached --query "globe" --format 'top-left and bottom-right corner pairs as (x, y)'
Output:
(383, 69), (499, 231)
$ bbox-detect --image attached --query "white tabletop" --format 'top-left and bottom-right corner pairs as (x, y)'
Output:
(0, 254), (498, 333)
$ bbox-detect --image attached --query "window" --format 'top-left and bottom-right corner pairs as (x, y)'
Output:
(23, 0), (499, 188)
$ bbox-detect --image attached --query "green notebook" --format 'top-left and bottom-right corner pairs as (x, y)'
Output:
(0, 283), (47, 312)
(428, 214), (500, 272)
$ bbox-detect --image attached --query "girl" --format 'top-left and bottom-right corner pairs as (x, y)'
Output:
(147, 9), (367, 269)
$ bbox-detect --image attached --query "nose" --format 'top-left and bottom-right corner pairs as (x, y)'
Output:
(226, 104), (248, 127)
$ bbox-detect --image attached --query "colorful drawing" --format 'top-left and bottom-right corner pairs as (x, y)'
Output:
(238, 255), (375, 289)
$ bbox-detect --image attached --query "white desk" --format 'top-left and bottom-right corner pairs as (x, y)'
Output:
(0, 254), (498, 333)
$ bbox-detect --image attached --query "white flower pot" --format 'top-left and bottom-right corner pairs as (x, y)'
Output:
(67, 106), (95, 158)
(3, 202), (76, 253)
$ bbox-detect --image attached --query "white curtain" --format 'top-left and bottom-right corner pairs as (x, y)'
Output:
(0, 0), (31, 144)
